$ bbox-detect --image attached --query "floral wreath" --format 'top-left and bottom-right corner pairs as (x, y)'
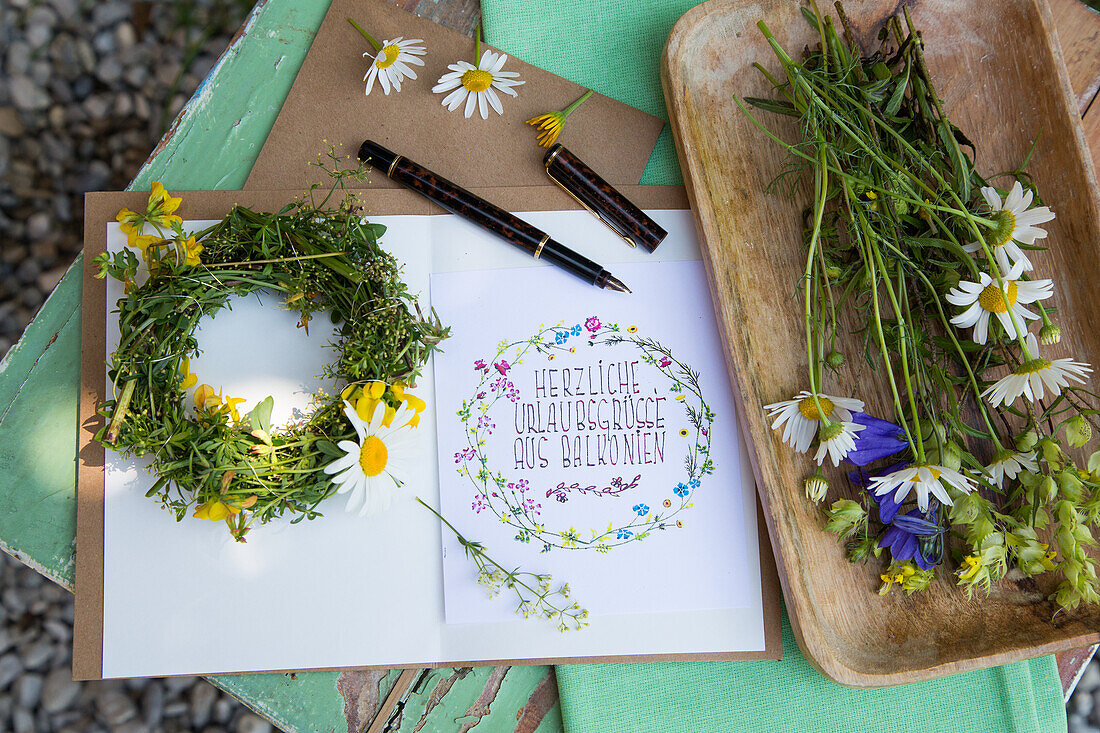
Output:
(455, 316), (716, 553)
(94, 183), (446, 541)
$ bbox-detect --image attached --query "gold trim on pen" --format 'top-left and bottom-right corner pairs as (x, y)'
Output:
(543, 145), (563, 172)
(533, 235), (549, 259)
(387, 155), (403, 177)
(544, 161), (637, 249)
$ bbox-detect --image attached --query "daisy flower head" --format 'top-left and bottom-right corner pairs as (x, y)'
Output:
(323, 400), (418, 516)
(963, 181), (1055, 273)
(982, 333), (1092, 407)
(433, 49), (524, 119)
(985, 449), (1038, 489)
(764, 390), (864, 454)
(363, 37), (426, 95)
(813, 420), (866, 467)
(945, 268), (1052, 344)
(869, 464), (976, 512)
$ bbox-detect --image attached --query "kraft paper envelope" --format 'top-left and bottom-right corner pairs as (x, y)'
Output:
(76, 186), (780, 680)
(244, 0), (664, 192)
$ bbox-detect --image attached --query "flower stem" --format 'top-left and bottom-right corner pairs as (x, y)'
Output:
(561, 89), (594, 118)
(346, 18), (382, 52)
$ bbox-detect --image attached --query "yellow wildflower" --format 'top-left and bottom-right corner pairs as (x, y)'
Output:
(178, 235), (203, 266)
(525, 89), (593, 148)
(224, 395), (246, 422)
(193, 500), (241, 521)
(194, 383), (223, 411)
(178, 358), (197, 390)
(146, 181), (183, 229)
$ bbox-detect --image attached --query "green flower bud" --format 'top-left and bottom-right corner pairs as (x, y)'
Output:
(824, 499), (865, 541)
(1066, 415), (1092, 449)
(1057, 470), (1084, 502)
(1039, 438), (1065, 470)
(826, 351), (845, 368)
(1041, 475), (1058, 504)
(804, 469), (829, 504)
(1039, 323), (1062, 346)
(941, 441), (962, 472)
(1016, 429), (1039, 452)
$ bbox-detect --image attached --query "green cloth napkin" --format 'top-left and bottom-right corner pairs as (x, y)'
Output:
(483, 3), (1070, 731)
(552, 610), (1066, 732)
(483, 0), (703, 185)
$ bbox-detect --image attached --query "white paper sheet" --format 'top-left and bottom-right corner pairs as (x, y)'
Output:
(99, 209), (765, 677)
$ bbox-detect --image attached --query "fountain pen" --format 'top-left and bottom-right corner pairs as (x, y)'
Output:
(358, 140), (631, 293)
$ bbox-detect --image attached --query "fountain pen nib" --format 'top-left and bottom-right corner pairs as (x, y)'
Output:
(605, 275), (632, 294)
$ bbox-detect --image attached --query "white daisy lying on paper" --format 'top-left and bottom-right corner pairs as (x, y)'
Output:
(364, 37), (427, 95)
(433, 49), (524, 119)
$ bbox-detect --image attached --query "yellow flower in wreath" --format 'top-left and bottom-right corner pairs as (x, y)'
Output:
(116, 181), (183, 245)
(193, 500), (241, 521)
(178, 358), (197, 390)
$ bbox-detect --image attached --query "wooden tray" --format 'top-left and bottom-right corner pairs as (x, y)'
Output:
(662, 0), (1100, 687)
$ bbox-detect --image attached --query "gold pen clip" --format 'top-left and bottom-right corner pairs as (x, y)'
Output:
(545, 149), (637, 249)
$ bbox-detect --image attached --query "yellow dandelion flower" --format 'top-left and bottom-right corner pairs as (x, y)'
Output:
(525, 89), (593, 148)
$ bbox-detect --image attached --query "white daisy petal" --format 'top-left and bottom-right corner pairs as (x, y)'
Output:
(463, 89), (478, 118)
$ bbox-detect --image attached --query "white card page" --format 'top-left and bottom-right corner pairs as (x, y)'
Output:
(99, 208), (764, 677)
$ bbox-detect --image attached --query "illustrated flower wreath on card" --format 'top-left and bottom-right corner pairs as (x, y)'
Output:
(455, 317), (716, 554)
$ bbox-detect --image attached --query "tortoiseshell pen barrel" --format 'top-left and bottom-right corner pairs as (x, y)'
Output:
(358, 140), (630, 293)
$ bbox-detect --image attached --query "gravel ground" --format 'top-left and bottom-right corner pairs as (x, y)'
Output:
(0, 0), (275, 730)
(1, 0), (1099, 731)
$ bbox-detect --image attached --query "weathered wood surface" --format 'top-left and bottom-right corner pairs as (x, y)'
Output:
(0, 0), (1097, 726)
(664, 0), (1100, 688)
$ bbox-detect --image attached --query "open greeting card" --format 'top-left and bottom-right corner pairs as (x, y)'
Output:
(75, 187), (780, 679)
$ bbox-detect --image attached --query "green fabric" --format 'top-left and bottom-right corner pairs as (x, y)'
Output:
(553, 610), (1066, 732)
(483, 0), (703, 185)
(483, 2), (1070, 731)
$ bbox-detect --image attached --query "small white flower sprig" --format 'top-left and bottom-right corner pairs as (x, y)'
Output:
(751, 2), (1100, 610)
(433, 25), (524, 119)
(348, 17), (427, 96)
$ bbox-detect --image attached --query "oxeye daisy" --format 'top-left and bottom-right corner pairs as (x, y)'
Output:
(813, 420), (866, 467)
(433, 49), (524, 119)
(764, 390), (864, 454)
(945, 268), (1053, 344)
(985, 449), (1038, 489)
(323, 400), (417, 516)
(363, 37), (426, 95)
(982, 333), (1092, 407)
(963, 181), (1055, 273)
(869, 464), (976, 512)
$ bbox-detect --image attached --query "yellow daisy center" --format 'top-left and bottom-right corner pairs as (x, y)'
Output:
(927, 466), (942, 480)
(797, 396), (834, 421)
(359, 436), (389, 477)
(376, 45), (400, 69)
(977, 281), (1018, 313)
(985, 209), (1016, 249)
(461, 69), (493, 92)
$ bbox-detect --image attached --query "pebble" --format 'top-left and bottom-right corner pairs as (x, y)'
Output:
(0, 653), (24, 689)
(41, 667), (81, 713)
(0, 106), (25, 136)
(9, 77), (49, 111)
(237, 713), (273, 733)
(96, 689), (137, 726)
(22, 638), (55, 670)
(12, 706), (34, 733)
(190, 682), (218, 727)
(15, 673), (42, 709)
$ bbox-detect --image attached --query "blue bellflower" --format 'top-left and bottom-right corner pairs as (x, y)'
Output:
(879, 507), (941, 570)
(845, 412), (908, 467)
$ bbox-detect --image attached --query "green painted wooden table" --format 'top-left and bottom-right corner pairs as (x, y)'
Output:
(4, 0), (1100, 729)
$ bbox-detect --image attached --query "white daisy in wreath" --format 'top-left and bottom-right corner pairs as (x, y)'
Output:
(869, 464), (976, 512)
(813, 419), (866, 467)
(323, 400), (417, 516)
(945, 268), (1053, 344)
(984, 449), (1038, 489)
(433, 49), (524, 119)
(963, 181), (1055, 273)
(364, 37), (426, 95)
(764, 390), (864, 455)
(983, 333), (1092, 407)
